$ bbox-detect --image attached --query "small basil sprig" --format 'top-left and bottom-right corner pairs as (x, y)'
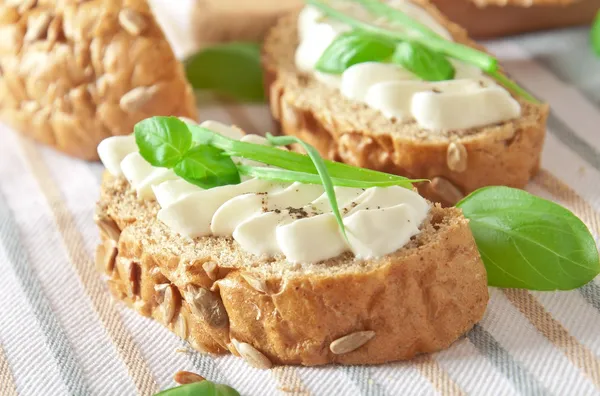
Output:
(591, 11), (600, 57)
(315, 31), (396, 74)
(457, 187), (600, 291)
(155, 380), (239, 396)
(265, 133), (348, 241)
(392, 41), (454, 81)
(185, 42), (264, 102)
(135, 117), (240, 188)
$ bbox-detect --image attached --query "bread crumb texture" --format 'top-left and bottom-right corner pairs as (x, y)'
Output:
(95, 173), (489, 365)
(262, 0), (549, 206)
(0, 0), (197, 159)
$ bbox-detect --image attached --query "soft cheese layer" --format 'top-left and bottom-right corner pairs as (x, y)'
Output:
(98, 121), (430, 263)
(295, 1), (521, 131)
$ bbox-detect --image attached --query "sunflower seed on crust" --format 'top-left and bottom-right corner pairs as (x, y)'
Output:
(430, 177), (465, 205)
(158, 285), (176, 324)
(94, 214), (121, 242)
(173, 371), (205, 385)
(174, 315), (188, 340)
(102, 239), (117, 273)
(231, 338), (272, 369)
(330, 331), (376, 355)
(202, 261), (218, 281)
(154, 283), (170, 294)
(446, 142), (468, 173)
(240, 272), (269, 294)
(119, 85), (159, 113)
(24, 11), (51, 42)
(118, 9), (147, 36)
(184, 285), (228, 329)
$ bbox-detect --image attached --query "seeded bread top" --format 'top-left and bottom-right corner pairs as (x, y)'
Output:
(262, 1), (546, 144)
(99, 173), (470, 279)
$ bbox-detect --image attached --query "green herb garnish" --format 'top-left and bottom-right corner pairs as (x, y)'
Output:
(237, 165), (425, 188)
(457, 187), (600, 290)
(174, 145), (241, 189)
(591, 11), (600, 57)
(392, 41), (455, 81)
(488, 70), (540, 104)
(185, 42), (264, 102)
(315, 31), (396, 74)
(187, 125), (413, 184)
(155, 380), (240, 396)
(306, 0), (496, 73)
(134, 117), (240, 189)
(135, 117), (192, 167)
(265, 133), (348, 240)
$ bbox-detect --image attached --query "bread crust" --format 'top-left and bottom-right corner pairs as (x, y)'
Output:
(262, 2), (549, 206)
(0, 0), (197, 160)
(96, 173), (488, 366)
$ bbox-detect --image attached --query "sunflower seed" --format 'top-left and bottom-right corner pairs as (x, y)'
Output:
(101, 239), (117, 273)
(330, 330), (376, 354)
(94, 214), (121, 242)
(120, 85), (159, 113)
(174, 315), (188, 340)
(173, 371), (205, 385)
(18, 0), (36, 13)
(231, 338), (272, 369)
(185, 285), (228, 329)
(202, 261), (218, 281)
(241, 272), (269, 294)
(117, 258), (140, 297)
(154, 283), (170, 294)
(446, 142), (468, 172)
(161, 285), (177, 324)
(118, 9), (147, 36)
(430, 177), (464, 205)
(24, 11), (51, 42)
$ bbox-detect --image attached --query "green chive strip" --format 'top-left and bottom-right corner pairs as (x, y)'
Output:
(237, 165), (427, 188)
(487, 70), (541, 104)
(265, 133), (348, 241)
(306, 0), (497, 73)
(189, 126), (413, 184)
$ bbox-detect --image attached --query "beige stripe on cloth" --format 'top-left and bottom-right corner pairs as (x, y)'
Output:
(0, 344), (18, 396)
(414, 356), (465, 396)
(18, 137), (160, 396)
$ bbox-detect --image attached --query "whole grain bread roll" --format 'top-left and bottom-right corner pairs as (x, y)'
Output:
(262, 1), (550, 206)
(95, 172), (488, 366)
(0, 0), (197, 160)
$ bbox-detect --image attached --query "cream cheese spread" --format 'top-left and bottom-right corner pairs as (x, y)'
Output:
(98, 121), (430, 263)
(295, 1), (521, 131)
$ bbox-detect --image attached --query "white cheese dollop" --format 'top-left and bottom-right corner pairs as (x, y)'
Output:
(98, 121), (430, 263)
(294, 2), (521, 131)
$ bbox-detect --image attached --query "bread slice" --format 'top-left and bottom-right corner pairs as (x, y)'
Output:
(262, 1), (550, 206)
(0, 0), (197, 160)
(95, 172), (488, 366)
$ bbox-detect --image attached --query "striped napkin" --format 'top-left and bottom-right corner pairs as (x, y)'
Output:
(0, 26), (599, 396)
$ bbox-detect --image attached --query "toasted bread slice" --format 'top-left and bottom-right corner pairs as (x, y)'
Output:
(262, 1), (549, 206)
(0, 0), (197, 160)
(95, 172), (488, 366)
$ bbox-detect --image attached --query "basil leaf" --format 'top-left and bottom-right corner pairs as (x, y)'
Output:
(457, 186), (600, 291)
(315, 31), (396, 74)
(592, 11), (600, 57)
(392, 41), (454, 81)
(185, 42), (264, 102)
(174, 145), (241, 189)
(266, 133), (348, 241)
(155, 381), (240, 396)
(134, 116), (192, 168)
